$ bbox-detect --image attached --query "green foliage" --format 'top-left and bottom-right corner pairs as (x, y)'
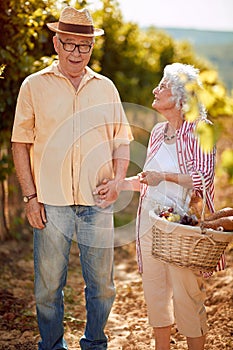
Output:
(199, 70), (233, 118)
(0, 0), (58, 143)
(0, 0), (62, 193)
(93, 2), (175, 106)
(196, 42), (233, 93)
(195, 121), (216, 152)
(0, 64), (6, 79)
(0, 153), (14, 182)
(220, 149), (233, 181)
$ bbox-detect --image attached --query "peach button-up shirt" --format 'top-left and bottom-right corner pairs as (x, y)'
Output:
(12, 61), (133, 206)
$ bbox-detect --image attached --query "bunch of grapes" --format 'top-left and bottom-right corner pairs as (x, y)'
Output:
(179, 213), (198, 226)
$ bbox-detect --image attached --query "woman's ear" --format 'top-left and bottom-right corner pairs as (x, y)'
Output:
(180, 101), (185, 114)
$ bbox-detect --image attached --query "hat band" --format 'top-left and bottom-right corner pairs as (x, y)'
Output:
(58, 21), (94, 34)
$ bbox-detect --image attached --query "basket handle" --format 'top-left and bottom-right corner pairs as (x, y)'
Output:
(191, 235), (216, 252)
(197, 170), (207, 232)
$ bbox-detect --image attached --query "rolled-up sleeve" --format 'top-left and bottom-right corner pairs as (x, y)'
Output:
(11, 79), (35, 143)
(112, 89), (133, 149)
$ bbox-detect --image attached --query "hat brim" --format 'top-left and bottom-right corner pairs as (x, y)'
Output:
(47, 22), (104, 37)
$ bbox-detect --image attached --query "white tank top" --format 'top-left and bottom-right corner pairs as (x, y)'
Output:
(144, 141), (190, 213)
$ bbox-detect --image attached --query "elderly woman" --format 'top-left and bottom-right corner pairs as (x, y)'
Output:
(95, 63), (221, 350)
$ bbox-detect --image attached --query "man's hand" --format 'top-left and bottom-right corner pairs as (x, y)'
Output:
(25, 198), (47, 229)
(93, 178), (120, 208)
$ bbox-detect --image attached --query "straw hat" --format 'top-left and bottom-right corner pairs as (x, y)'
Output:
(47, 6), (104, 37)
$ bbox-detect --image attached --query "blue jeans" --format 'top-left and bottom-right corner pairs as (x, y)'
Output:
(34, 204), (115, 350)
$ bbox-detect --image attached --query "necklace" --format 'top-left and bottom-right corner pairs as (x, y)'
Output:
(164, 132), (176, 141)
(164, 124), (177, 141)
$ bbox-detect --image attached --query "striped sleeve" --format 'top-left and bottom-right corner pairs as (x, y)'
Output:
(181, 122), (216, 212)
(190, 136), (216, 193)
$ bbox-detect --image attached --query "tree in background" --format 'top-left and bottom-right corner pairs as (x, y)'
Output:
(0, 0), (59, 238)
(0, 0), (232, 239)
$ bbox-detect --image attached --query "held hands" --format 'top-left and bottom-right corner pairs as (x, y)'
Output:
(25, 198), (47, 229)
(139, 171), (164, 186)
(93, 171), (163, 207)
(93, 178), (120, 208)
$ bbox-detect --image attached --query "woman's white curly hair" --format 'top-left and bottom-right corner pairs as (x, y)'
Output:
(163, 63), (207, 119)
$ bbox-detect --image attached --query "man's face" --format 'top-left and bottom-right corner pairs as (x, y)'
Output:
(53, 33), (94, 77)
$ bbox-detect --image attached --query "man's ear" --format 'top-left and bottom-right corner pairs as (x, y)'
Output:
(53, 35), (59, 54)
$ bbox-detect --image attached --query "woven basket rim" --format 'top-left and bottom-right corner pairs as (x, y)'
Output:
(149, 210), (233, 243)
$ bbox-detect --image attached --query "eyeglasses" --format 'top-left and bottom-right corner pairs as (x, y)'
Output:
(59, 38), (93, 54)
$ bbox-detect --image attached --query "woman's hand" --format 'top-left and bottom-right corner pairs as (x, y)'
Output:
(139, 171), (164, 186)
(139, 171), (193, 189)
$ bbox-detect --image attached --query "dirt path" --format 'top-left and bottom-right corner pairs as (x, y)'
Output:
(0, 238), (232, 350)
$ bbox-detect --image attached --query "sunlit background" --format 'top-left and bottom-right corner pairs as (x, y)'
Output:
(87, 0), (233, 31)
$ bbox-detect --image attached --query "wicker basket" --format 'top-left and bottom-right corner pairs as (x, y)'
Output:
(150, 211), (233, 271)
(150, 173), (233, 271)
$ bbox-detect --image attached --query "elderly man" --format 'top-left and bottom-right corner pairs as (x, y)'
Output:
(11, 6), (133, 350)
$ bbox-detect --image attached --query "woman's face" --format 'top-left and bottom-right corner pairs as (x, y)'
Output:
(152, 79), (176, 113)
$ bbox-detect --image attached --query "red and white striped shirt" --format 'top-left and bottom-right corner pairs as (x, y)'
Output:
(136, 120), (225, 273)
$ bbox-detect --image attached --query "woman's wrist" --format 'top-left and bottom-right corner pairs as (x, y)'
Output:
(116, 178), (126, 192)
(115, 176), (140, 192)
